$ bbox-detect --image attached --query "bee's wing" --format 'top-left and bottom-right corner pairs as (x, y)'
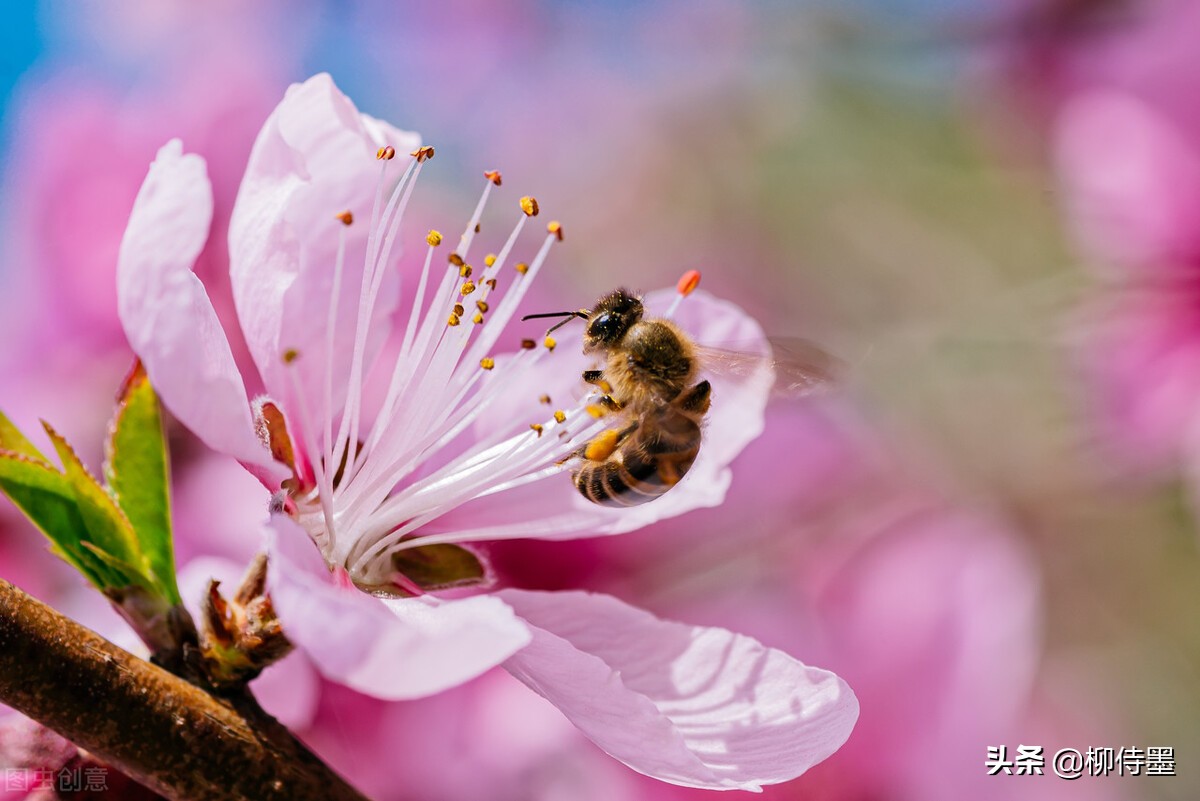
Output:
(693, 337), (842, 399)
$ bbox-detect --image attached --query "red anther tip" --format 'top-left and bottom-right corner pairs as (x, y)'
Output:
(677, 269), (701, 296)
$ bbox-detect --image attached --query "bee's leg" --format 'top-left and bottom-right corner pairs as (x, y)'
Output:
(582, 369), (616, 400)
(677, 380), (712, 414)
(584, 395), (622, 418)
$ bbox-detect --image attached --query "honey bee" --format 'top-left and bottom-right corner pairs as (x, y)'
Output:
(524, 276), (837, 507)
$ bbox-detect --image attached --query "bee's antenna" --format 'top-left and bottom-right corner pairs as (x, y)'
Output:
(520, 304), (590, 333)
(521, 310), (589, 322)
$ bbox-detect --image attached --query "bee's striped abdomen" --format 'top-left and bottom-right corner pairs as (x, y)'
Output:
(572, 411), (701, 507)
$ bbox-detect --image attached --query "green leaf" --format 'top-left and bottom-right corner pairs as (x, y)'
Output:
(80, 542), (154, 591)
(390, 543), (490, 593)
(0, 451), (120, 588)
(42, 422), (149, 586)
(104, 364), (180, 603)
(0, 410), (47, 460)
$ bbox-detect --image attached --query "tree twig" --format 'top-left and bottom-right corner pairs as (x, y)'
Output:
(0, 579), (371, 801)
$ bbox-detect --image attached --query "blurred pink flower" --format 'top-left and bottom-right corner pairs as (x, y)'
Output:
(2, 56), (286, 355)
(116, 73), (857, 789)
(1056, 92), (1200, 275)
(0, 53), (287, 479)
(1002, 0), (1200, 474)
(1056, 89), (1200, 470)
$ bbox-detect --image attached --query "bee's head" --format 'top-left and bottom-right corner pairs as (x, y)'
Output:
(583, 289), (643, 352)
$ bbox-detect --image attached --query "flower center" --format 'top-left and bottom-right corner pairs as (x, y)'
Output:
(277, 144), (608, 586)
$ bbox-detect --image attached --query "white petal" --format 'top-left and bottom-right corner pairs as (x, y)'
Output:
(500, 589), (857, 791)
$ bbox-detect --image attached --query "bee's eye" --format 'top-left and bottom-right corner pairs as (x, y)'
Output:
(588, 312), (621, 342)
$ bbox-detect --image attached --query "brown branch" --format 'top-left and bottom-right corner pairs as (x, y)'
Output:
(0, 579), (371, 801)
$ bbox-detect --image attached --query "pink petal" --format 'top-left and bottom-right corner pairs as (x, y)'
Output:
(425, 289), (772, 544)
(116, 140), (279, 473)
(266, 516), (531, 700)
(499, 589), (857, 791)
(229, 73), (421, 411)
(1056, 91), (1200, 274)
(1073, 286), (1200, 472)
(809, 509), (1040, 794)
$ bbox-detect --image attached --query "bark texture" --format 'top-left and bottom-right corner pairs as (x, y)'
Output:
(0, 579), (370, 801)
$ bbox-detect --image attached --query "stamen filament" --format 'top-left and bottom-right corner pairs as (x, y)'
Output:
(285, 356), (337, 554)
(329, 154), (418, 478)
(347, 178), (503, 495)
(322, 222), (350, 496)
(350, 392), (606, 571)
(343, 158), (427, 475)
(359, 238), (439, 460)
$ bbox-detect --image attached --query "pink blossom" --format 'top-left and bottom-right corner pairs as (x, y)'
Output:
(1003, 0), (1200, 474)
(1057, 95), (1200, 470)
(117, 73), (857, 789)
(1056, 92), (1200, 275)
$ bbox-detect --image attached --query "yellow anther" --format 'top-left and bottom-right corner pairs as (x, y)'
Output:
(460, 264), (473, 278)
(461, 281), (476, 295)
(426, 230), (443, 247)
(411, 145), (435, 163)
(377, 145), (396, 160)
(521, 339), (537, 350)
(586, 404), (607, 418)
(530, 423), (544, 437)
(553, 410), (566, 424)
(515, 262), (529, 275)
(480, 357), (495, 370)
(473, 313), (484, 325)
(520, 196), (540, 217)
(547, 221), (563, 241)
(544, 336), (556, 351)
(448, 313), (461, 327)
(453, 304), (465, 316)
(475, 300), (489, 313)
(484, 253), (497, 267)
(335, 211), (354, 226)
(484, 170), (502, 186)
(282, 348), (300, 364)
(449, 252), (464, 267)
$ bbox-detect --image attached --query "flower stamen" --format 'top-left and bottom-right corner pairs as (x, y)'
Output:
(322, 215), (352, 519)
(281, 349), (337, 552)
(664, 269), (702, 319)
(340, 152), (427, 475)
(287, 151), (580, 579)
